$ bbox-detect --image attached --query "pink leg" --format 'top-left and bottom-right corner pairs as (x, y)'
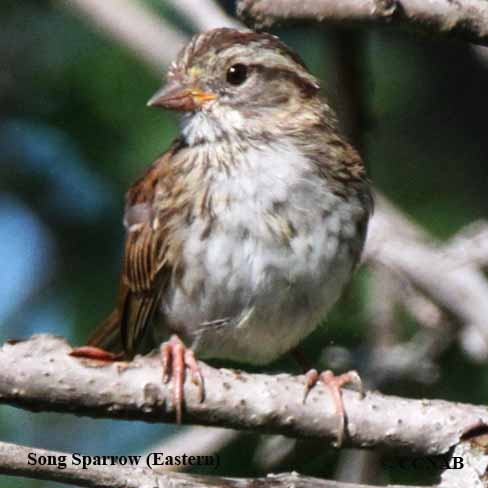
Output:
(70, 346), (123, 362)
(303, 369), (363, 446)
(161, 335), (204, 424)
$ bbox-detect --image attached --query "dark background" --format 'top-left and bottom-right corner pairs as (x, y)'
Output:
(1, 0), (487, 486)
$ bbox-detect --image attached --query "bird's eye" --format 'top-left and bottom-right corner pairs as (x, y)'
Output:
(226, 64), (248, 86)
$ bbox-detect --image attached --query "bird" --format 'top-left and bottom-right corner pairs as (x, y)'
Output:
(71, 27), (373, 444)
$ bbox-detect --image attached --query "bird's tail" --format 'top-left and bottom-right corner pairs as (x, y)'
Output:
(87, 309), (124, 355)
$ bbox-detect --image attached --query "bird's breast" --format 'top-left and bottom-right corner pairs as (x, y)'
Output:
(158, 141), (367, 364)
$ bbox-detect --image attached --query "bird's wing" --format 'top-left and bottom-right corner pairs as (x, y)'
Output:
(87, 139), (187, 357)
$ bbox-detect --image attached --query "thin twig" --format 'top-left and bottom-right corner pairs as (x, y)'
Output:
(60, 0), (189, 72)
(165, 0), (242, 30)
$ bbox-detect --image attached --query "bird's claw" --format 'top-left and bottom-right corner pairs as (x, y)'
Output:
(161, 335), (204, 424)
(303, 369), (363, 446)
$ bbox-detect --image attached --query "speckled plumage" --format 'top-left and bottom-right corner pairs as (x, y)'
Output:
(88, 28), (372, 367)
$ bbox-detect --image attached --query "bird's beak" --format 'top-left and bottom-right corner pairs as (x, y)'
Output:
(147, 81), (217, 111)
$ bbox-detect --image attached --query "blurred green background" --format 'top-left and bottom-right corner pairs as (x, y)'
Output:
(1, 0), (487, 487)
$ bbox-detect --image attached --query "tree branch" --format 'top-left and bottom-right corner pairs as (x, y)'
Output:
(1, 334), (487, 457)
(142, 425), (240, 473)
(237, 0), (488, 47)
(445, 220), (488, 270)
(0, 441), (426, 488)
(365, 193), (488, 360)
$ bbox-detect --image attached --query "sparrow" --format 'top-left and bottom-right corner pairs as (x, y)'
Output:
(71, 28), (373, 444)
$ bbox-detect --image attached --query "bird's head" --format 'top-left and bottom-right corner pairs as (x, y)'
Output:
(147, 28), (321, 144)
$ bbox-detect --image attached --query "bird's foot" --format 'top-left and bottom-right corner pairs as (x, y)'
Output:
(303, 369), (363, 446)
(70, 346), (123, 362)
(161, 334), (204, 424)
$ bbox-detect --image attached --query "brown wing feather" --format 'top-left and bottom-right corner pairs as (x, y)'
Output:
(87, 139), (187, 358)
(119, 225), (168, 356)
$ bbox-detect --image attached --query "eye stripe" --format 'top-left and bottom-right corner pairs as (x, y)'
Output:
(247, 63), (320, 95)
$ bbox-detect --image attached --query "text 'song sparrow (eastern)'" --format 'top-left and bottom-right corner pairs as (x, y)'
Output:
(71, 28), (373, 443)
